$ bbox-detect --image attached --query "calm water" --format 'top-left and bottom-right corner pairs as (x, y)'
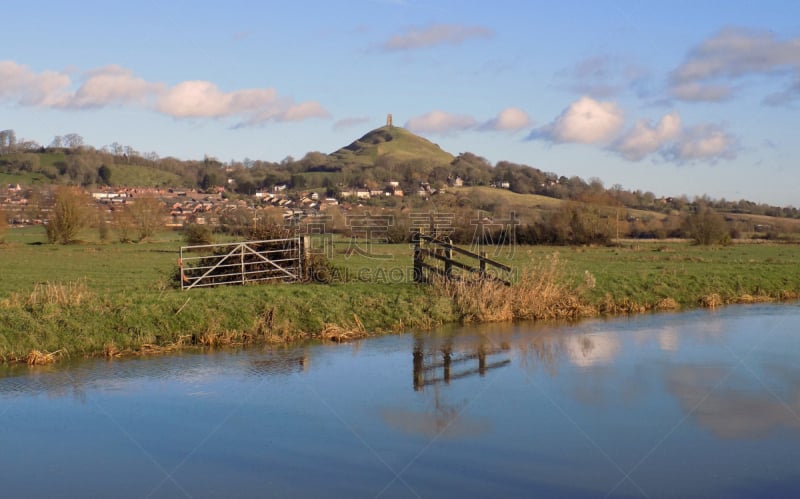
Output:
(2, 304), (800, 498)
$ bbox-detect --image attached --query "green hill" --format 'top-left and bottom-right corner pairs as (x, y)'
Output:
(329, 126), (454, 167)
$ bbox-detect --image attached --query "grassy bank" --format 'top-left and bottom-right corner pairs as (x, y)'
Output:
(2, 227), (800, 363)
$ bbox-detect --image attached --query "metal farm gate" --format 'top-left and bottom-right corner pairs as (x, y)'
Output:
(179, 237), (305, 290)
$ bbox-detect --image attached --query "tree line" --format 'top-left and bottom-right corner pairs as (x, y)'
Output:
(1, 128), (798, 223)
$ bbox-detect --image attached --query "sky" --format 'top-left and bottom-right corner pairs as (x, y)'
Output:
(1, 0), (798, 205)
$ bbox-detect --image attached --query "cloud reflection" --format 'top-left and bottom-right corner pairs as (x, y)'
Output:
(666, 365), (800, 439)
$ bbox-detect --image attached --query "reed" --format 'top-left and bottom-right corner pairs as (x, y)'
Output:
(21, 280), (92, 309)
(434, 254), (596, 323)
(25, 349), (66, 365)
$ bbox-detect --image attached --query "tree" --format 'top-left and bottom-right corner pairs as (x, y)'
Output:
(46, 186), (92, 244)
(200, 171), (223, 191)
(98, 165), (112, 185)
(63, 133), (84, 150)
(683, 206), (730, 245)
(124, 195), (165, 242)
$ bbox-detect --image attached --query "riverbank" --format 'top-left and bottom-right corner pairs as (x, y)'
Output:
(2, 227), (800, 363)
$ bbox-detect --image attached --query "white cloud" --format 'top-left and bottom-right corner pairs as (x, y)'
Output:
(381, 24), (493, 51)
(0, 60), (71, 107)
(480, 107), (531, 131)
(70, 65), (164, 108)
(159, 82), (329, 125)
(613, 113), (738, 163)
(157, 81), (277, 118)
(667, 125), (739, 162)
(613, 112), (681, 161)
(405, 110), (477, 134)
(529, 96), (624, 144)
(281, 101), (330, 121)
(529, 96), (738, 163)
(670, 27), (800, 103)
(0, 60), (329, 127)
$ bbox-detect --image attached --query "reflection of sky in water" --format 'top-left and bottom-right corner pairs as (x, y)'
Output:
(1, 304), (800, 497)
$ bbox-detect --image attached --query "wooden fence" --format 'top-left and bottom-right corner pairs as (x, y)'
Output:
(412, 232), (512, 285)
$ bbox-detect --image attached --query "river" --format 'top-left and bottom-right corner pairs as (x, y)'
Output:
(2, 304), (800, 498)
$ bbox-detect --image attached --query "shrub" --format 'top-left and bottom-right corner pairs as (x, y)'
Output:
(45, 186), (92, 244)
(183, 224), (214, 245)
(683, 206), (730, 245)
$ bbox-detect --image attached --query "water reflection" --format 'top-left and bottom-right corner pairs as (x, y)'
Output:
(411, 334), (511, 391)
(2, 305), (800, 497)
(666, 364), (800, 439)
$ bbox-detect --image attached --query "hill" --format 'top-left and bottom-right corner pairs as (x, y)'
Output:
(329, 125), (454, 167)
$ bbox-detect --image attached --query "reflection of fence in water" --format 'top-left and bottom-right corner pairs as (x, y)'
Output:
(412, 335), (511, 392)
(247, 352), (310, 377)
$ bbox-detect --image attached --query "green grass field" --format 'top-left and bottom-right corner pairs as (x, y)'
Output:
(2, 226), (800, 362)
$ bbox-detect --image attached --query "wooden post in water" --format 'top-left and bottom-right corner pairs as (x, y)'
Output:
(442, 345), (452, 384)
(413, 338), (424, 391)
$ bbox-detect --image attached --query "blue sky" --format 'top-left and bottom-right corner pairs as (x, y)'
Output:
(1, 0), (798, 205)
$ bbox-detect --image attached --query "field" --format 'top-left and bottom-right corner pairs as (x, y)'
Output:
(2, 226), (800, 362)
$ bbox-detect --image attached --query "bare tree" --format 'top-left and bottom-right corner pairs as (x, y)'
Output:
(63, 133), (84, 150)
(124, 195), (165, 241)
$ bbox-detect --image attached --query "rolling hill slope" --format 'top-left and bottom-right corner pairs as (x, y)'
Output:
(329, 125), (454, 167)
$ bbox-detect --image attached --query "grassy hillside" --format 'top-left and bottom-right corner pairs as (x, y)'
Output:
(329, 126), (454, 166)
(452, 186), (565, 210)
(106, 163), (183, 187)
(0, 171), (52, 186)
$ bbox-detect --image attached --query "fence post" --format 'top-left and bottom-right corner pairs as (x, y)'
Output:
(241, 243), (246, 284)
(413, 231), (423, 283)
(444, 237), (453, 279)
(480, 251), (486, 278)
(179, 247), (185, 290)
(301, 235), (310, 280)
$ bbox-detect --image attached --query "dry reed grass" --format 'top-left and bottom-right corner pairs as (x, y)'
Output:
(320, 314), (368, 342)
(434, 254), (596, 323)
(104, 343), (122, 358)
(1, 280), (93, 310)
(736, 294), (762, 304)
(655, 298), (680, 311)
(699, 293), (723, 308)
(26, 349), (66, 365)
(600, 294), (649, 314)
